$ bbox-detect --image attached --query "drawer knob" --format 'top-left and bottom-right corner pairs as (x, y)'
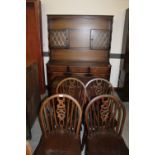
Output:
(85, 67), (93, 77)
(64, 66), (72, 76)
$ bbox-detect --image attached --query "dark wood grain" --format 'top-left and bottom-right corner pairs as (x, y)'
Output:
(47, 15), (113, 95)
(56, 77), (86, 110)
(26, 141), (32, 155)
(26, 0), (45, 94)
(85, 77), (114, 101)
(84, 95), (128, 155)
(26, 63), (41, 139)
(34, 94), (82, 155)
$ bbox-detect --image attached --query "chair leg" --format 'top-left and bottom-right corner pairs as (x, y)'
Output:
(81, 126), (87, 150)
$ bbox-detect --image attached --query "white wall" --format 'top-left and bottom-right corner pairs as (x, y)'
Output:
(41, 0), (129, 87)
(110, 10), (126, 87)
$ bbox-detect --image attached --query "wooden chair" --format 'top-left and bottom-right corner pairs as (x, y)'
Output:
(84, 95), (129, 155)
(26, 141), (32, 155)
(81, 78), (115, 149)
(85, 78), (114, 102)
(56, 77), (86, 110)
(34, 94), (82, 155)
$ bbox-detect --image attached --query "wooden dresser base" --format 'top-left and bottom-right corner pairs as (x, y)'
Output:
(47, 61), (111, 94)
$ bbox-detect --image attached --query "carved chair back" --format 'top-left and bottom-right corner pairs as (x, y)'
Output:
(39, 94), (82, 137)
(85, 78), (114, 102)
(85, 95), (126, 137)
(56, 77), (86, 110)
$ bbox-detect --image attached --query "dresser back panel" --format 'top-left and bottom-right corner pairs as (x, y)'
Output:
(48, 16), (112, 29)
(47, 15), (113, 94)
(50, 50), (109, 62)
(48, 15), (113, 62)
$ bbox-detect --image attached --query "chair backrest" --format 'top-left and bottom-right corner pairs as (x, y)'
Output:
(56, 77), (86, 110)
(85, 95), (126, 137)
(85, 78), (114, 101)
(39, 94), (82, 137)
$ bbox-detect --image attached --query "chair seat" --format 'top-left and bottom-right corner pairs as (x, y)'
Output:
(86, 131), (129, 155)
(34, 131), (81, 155)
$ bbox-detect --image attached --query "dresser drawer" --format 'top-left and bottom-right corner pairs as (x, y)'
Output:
(47, 61), (111, 94)
(48, 73), (110, 95)
(47, 63), (111, 75)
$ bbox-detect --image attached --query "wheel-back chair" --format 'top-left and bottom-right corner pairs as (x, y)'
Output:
(84, 95), (129, 155)
(85, 78), (114, 102)
(56, 77), (86, 110)
(81, 77), (115, 149)
(34, 94), (82, 155)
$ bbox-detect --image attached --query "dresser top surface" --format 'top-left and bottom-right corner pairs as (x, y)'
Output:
(48, 61), (110, 66)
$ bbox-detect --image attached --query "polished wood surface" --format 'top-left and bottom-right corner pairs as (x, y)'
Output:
(48, 15), (112, 62)
(85, 95), (126, 135)
(50, 49), (109, 62)
(48, 15), (113, 30)
(84, 95), (128, 155)
(26, 63), (41, 139)
(47, 15), (113, 94)
(56, 77), (86, 110)
(85, 78), (114, 101)
(26, 141), (32, 155)
(86, 131), (128, 155)
(34, 132), (81, 155)
(26, 0), (45, 94)
(47, 62), (111, 94)
(81, 78), (115, 149)
(34, 94), (82, 155)
(39, 94), (82, 136)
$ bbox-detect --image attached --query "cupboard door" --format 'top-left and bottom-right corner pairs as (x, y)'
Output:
(90, 29), (111, 50)
(49, 29), (69, 48)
